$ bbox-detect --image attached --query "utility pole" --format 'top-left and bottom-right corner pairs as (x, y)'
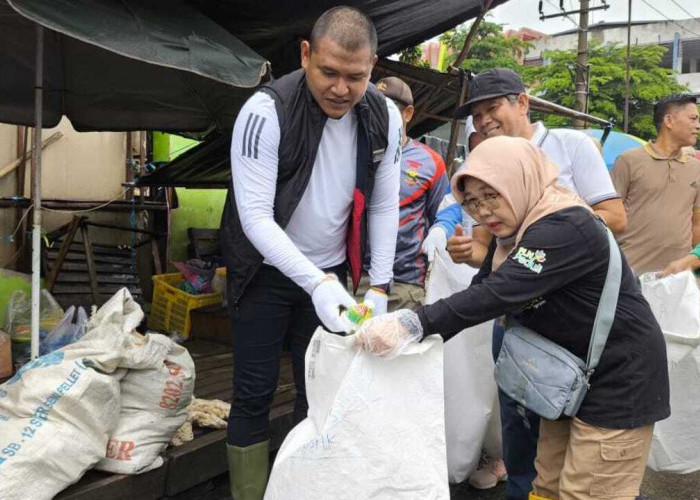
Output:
(573, 0), (589, 129)
(623, 0), (632, 133)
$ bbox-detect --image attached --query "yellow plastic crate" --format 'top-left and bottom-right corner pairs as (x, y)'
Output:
(148, 273), (222, 338)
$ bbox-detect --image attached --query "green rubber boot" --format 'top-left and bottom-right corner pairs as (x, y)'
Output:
(227, 440), (270, 500)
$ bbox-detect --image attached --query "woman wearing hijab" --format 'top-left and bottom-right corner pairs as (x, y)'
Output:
(356, 136), (670, 500)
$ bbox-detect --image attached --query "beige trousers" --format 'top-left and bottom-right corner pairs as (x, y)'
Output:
(354, 277), (425, 312)
(531, 417), (652, 500)
(387, 282), (425, 311)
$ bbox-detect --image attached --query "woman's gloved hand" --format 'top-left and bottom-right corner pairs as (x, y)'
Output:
(354, 309), (423, 359)
(312, 275), (357, 333)
(421, 226), (447, 262)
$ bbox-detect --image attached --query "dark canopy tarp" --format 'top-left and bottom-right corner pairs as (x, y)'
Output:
(0, 0), (509, 132)
(138, 58), (465, 188)
(372, 58), (464, 138)
(138, 56), (612, 189)
(192, 0), (509, 76)
(139, 134), (232, 188)
(0, 0), (270, 131)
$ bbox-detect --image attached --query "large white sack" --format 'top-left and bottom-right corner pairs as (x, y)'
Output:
(640, 271), (700, 345)
(265, 328), (448, 500)
(0, 288), (168, 500)
(426, 249), (500, 483)
(639, 272), (700, 473)
(96, 334), (195, 474)
(647, 340), (700, 473)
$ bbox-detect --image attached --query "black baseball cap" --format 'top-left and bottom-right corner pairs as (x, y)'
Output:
(455, 68), (526, 119)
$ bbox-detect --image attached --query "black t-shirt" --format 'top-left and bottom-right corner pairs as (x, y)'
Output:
(416, 207), (670, 429)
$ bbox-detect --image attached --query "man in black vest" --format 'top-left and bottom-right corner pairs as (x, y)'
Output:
(220, 6), (402, 499)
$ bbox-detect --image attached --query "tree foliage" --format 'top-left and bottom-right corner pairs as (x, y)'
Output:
(398, 45), (429, 68)
(439, 20), (530, 74)
(525, 43), (689, 139)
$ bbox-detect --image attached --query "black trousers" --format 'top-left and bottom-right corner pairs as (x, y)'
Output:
(227, 263), (347, 447)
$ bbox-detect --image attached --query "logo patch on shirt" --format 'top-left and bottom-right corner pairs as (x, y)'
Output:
(511, 247), (547, 274)
(404, 169), (419, 186)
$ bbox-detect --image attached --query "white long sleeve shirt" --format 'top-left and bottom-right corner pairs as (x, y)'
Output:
(230, 91), (402, 294)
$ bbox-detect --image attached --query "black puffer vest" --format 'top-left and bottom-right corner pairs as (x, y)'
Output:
(220, 69), (390, 304)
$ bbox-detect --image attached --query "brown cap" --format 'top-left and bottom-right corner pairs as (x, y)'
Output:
(375, 77), (413, 107)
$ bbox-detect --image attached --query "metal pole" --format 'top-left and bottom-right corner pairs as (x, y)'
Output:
(573, 0), (589, 129)
(623, 0), (632, 133)
(30, 24), (44, 360)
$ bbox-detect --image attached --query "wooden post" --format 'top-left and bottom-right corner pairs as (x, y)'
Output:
(80, 221), (100, 304)
(445, 72), (470, 177)
(151, 237), (163, 275)
(45, 216), (82, 291)
(413, 0), (494, 123)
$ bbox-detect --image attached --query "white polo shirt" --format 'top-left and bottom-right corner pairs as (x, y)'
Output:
(532, 122), (619, 205)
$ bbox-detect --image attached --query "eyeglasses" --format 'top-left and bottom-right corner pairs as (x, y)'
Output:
(461, 193), (502, 214)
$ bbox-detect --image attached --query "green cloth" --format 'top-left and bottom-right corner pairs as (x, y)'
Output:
(691, 244), (700, 260)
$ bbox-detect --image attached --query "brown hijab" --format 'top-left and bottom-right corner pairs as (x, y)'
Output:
(451, 136), (591, 270)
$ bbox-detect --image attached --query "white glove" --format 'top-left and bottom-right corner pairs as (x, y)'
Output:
(354, 309), (423, 359)
(421, 226), (447, 262)
(311, 276), (357, 333)
(364, 287), (388, 316)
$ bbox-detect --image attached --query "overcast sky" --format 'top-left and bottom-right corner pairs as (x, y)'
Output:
(488, 0), (700, 35)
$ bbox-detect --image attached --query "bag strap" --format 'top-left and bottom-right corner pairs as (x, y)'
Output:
(584, 226), (622, 379)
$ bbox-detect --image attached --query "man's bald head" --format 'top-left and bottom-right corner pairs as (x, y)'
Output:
(309, 6), (377, 55)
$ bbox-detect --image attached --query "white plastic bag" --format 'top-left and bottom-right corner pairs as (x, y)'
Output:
(264, 328), (448, 500)
(640, 271), (700, 345)
(0, 288), (168, 500)
(41, 306), (89, 355)
(425, 249), (500, 483)
(96, 334), (195, 474)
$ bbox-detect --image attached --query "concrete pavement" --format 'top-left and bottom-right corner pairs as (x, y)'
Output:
(449, 468), (700, 499)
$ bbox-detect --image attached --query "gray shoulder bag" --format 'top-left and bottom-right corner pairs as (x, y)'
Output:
(493, 226), (622, 420)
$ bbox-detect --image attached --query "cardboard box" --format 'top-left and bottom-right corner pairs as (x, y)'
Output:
(0, 331), (11, 379)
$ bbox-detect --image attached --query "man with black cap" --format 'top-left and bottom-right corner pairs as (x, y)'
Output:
(441, 68), (627, 500)
(374, 76), (449, 308)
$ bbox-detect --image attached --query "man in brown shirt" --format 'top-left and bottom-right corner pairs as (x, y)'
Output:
(612, 94), (700, 274)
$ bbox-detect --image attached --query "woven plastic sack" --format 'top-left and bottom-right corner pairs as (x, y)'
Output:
(265, 328), (448, 500)
(640, 272), (700, 473)
(425, 249), (500, 483)
(0, 288), (169, 500)
(96, 334), (195, 474)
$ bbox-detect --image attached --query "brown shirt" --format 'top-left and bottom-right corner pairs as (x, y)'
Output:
(612, 142), (700, 274)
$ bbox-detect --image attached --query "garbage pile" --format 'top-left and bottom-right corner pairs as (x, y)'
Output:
(0, 288), (195, 500)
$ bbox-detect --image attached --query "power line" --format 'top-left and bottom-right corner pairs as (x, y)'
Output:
(543, 0), (578, 27)
(668, 0), (697, 21)
(639, 0), (700, 38)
